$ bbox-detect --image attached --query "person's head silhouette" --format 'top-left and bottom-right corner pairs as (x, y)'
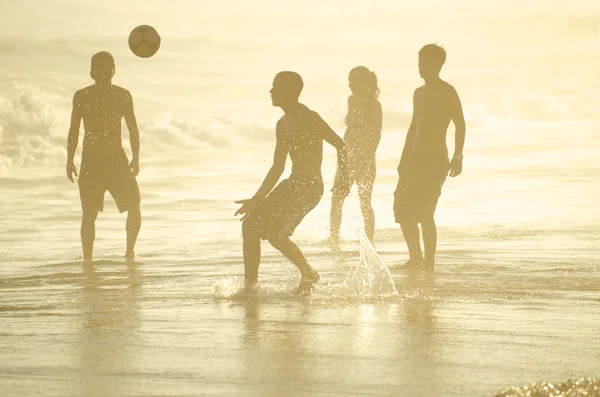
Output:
(348, 66), (379, 99)
(418, 44), (446, 80)
(90, 51), (115, 84)
(270, 71), (303, 108)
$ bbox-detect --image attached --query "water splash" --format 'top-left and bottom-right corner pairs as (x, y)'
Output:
(213, 201), (397, 303)
(314, 200), (398, 302)
(495, 377), (600, 397)
(340, 212), (398, 298)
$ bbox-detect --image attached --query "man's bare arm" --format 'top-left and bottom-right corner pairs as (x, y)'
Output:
(67, 92), (82, 164)
(66, 92), (82, 182)
(252, 123), (288, 201)
(313, 113), (348, 166)
(398, 92), (417, 172)
(123, 91), (140, 162)
(450, 88), (466, 159)
(313, 112), (350, 195)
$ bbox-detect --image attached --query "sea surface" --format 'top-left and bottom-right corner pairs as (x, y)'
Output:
(1, 1), (599, 396)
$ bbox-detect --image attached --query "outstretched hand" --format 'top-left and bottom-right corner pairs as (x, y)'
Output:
(235, 198), (257, 222)
(66, 162), (78, 183)
(448, 158), (462, 177)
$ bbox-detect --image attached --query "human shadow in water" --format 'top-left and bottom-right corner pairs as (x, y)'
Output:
(77, 261), (142, 397)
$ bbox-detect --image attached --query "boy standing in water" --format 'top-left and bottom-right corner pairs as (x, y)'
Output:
(394, 44), (466, 271)
(235, 71), (350, 293)
(66, 51), (142, 262)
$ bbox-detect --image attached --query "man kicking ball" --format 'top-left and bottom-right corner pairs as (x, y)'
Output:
(235, 71), (350, 293)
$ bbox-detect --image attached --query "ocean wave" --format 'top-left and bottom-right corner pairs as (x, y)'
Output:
(2, 79), (599, 174)
(0, 82), (277, 172)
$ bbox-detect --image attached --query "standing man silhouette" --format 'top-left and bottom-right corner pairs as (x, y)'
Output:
(66, 51), (142, 262)
(394, 44), (466, 271)
(235, 71), (350, 293)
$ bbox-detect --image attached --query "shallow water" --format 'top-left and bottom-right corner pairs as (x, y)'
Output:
(2, 1), (600, 396)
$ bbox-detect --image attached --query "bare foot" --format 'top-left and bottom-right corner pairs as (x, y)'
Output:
(296, 269), (320, 295)
(389, 258), (424, 270)
(424, 260), (435, 273)
(125, 251), (136, 263)
(232, 279), (258, 299)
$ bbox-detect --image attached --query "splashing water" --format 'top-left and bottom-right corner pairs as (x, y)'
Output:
(338, 204), (398, 299)
(214, 198), (397, 303)
(495, 377), (600, 397)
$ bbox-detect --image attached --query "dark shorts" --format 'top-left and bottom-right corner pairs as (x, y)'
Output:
(245, 178), (324, 241)
(394, 153), (449, 223)
(78, 150), (140, 213)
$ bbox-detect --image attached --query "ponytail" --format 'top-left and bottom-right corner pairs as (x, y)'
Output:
(369, 71), (380, 100)
(349, 66), (380, 99)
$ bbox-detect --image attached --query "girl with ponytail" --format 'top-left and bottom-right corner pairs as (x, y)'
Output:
(330, 66), (382, 249)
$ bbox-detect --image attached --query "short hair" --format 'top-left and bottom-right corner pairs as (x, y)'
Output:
(275, 71), (304, 98)
(419, 44), (446, 69)
(91, 51), (115, 68)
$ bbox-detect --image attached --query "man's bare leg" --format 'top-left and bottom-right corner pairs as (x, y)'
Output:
(399, 219), (424, 268)
(242, 219), (261, 287)
(421, 216), (437, 271)
(81, 209), (98, 262)
(269, 236), (319, 293)
(329, 191), (345, 251)
(126, 205), (142, 261)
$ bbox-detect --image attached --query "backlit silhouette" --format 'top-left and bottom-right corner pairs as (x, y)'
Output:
(394, 44), (466, 271)
(235, 71), (350, 294)
(329, 66), (382, 250)
(66, 51), (142, 262)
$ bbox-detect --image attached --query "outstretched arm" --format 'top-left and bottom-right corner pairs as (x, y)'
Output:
(449, 87), (466, 177)
(235, 121), (288, 219)
(123, 91), (140, 176)
(66, 92), (82, 182)
(252, 129), (287, 200)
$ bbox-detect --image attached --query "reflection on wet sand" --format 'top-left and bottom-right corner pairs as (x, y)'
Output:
(78, 261), (142, 397)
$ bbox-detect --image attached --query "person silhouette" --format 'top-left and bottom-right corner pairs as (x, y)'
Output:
(394, 44), (466, 271)
(329, 66), (382, 250)
(235, 71), (350, 294)
(66, 51), (142, 263)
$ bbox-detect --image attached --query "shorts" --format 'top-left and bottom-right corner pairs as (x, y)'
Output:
(78, 150), (140, 213)
(393, 153), (449, 223)
(244, 177), (324, 241)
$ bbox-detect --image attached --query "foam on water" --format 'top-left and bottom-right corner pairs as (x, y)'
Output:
(495, 377), (600, 397)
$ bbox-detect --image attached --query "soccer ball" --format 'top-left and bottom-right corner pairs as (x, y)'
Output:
(128, 25), (161, 58)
